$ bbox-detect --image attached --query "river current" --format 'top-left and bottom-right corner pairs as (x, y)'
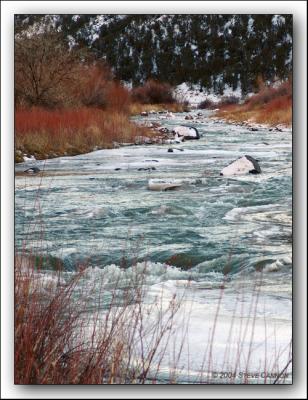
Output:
(15, 111), (292, 383)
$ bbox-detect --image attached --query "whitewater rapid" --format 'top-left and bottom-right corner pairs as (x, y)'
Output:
(15, 110), (292, 383)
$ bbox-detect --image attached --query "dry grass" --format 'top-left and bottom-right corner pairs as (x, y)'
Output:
(215, 80), (292, 126)
(14, 253), (292, 384)
(129, 102), (188, 115)
(15, 107), (153, 162)
(14, 254), (182, 384)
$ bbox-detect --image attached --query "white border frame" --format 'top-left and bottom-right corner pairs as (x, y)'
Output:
(1, 1), (307, 398)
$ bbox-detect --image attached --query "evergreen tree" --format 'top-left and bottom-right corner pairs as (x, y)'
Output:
(15, 14), (293, 92)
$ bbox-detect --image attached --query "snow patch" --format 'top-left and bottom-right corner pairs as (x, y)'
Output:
(173, 82), (243, 107)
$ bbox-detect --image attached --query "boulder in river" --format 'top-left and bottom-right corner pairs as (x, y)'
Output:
(138, 167), (156, 171)
(220, 155), (261, 176)
(166, 111), (175, 119)
(172, 125), (200, 140)
(173, 134), (185, 143)
(24, 167), (40, 174)
(148, 179), (182, 191)
(134, 136), (153, 145)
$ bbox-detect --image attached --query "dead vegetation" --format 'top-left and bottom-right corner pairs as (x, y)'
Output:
(214, 80), (292, 127)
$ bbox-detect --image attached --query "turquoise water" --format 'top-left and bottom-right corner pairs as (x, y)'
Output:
(15, 112), (292, 278)
(15, 111), (292, 382)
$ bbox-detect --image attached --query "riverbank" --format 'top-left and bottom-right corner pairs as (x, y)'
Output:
(129, 102), (189, 115)
(15, 111), (292, 384)
(15, 104), (189, 163)
(14, 107), (154, 163)
(213, 81), (292, 127)
(15, 252), (292, 384)
(15, 80), (292, 164)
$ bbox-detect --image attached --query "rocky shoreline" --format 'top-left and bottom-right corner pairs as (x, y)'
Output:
(16, 108), (291, 172)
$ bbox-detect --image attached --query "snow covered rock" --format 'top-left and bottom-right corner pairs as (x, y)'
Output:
(148, 177), (205, 191)
(24, 167), (40, 174)
(220, 155), (261, 176)
(134, 136), (153, 145)
(23, 154), (36, 162)
(148, 179), (182, 191)
(172, 125), (200, 140)
(166, 111), (175, 119)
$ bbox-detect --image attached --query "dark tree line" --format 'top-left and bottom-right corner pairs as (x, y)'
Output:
(15, 14), (292, 94)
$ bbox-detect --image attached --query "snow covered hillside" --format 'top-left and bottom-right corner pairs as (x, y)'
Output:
(15, 14), (292, 94)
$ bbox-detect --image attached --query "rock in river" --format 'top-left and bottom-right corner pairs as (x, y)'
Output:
(220, 155), (261, 176)
(24, 167), (40, 174)
(172, 125), (200, 140)
(148, 179), (182, 191)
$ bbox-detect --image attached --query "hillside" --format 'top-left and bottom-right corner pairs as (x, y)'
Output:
(15, 14), (292, 93)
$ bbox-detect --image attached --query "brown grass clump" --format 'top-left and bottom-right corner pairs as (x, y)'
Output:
(129, 102), (188, 115)
(15, 107), (154, 161)
(14, 252), (292, 384)
(214, 80), (292, 126)
(14, 254), (182, 384)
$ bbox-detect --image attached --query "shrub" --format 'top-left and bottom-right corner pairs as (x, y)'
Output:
(198, 99), (216, 109)
(15, 107), (153, 159)
(131, 80), (175, 104)
(244, 80), (292, 110)
(214, 79), (292, 126)
(77, 63), (131, 112)
(78, 63), (113, 109)
(14, 255), (182, 384)
(15, 32), (85, 108)
(218, 96), (240, 106)
(14, 32), (131, 112)
(106, 82), (131, 113)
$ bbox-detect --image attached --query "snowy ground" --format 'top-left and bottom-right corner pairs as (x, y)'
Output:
(173, 82), (244, 107)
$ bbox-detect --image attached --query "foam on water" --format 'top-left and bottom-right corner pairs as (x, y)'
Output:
(15, 111), (292, 383)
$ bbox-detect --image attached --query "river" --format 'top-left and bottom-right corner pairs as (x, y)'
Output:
(15, 110), (292, 383)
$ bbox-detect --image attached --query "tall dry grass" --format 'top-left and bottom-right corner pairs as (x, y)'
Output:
(15, 254), (183, 384)
(215, 80), (292, 126)
(129, 102), (188, 115)
(15, 250), (292, 384)
(15, 107), (153, 161)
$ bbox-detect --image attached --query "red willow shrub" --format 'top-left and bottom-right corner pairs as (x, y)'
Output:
(106, 82), (131, 114)
(77, 64), (112, 109)
(15, 107), (108, 137)
(244, 80), (292, 110)
(131, 80), (176, 104)
(76, 63), (128, 110)
(14, 256), (183, 384)
(15, 107), (153, 159)
(15, 31), (131, 113)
